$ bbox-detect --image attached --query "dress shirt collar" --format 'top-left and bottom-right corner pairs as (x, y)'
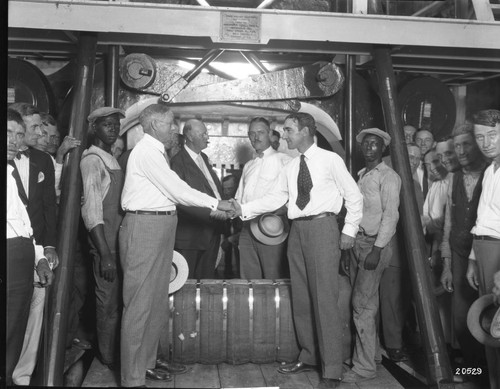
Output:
(143, 133), (166, 154)
(301, 143), (318, 160)
(185, 144), (200, 162)
(257, 146), (274, 158)
(7, 164), (14, 175)
(357, 161), (388, 178)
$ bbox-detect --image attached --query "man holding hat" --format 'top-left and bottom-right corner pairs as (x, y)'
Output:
(234, 117), (292, 279)
(466, 109), (500, 388)
(231, 112), (363, 388)
(80, 106), (126, 370)
(343, 128), (401, 383)
(440, 122), (487, 374)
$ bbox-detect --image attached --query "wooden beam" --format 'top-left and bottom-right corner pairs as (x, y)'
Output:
(8, 0), (500, 50)
(471, 0), (495, 20)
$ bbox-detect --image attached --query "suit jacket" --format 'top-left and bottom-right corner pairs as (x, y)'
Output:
(12, 148), (57, 247)
(170, 147), (223, 250)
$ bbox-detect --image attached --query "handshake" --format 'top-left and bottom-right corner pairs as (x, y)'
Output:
(211, 199), (242, 220)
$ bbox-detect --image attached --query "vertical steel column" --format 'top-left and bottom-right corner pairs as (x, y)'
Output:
(344, 54), (356, 174)
(44, 32), (97, 386)
(373, 46), (453, 388)
(106, 45), (120, 107)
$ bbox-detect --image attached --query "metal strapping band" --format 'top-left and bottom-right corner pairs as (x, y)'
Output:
(248, 280), (254, 357)
(222, 280), (228, 359)
(274, 280), (281, 359)
(169, 295), (174, 360)
(195, 280), (201, 358)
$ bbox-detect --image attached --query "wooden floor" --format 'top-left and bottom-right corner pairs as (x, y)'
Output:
(82, 359), (404, 388)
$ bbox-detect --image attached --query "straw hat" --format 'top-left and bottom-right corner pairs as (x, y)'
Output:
(169, 251), (189, 294)
(467, 294), (500, 348)
(250, 213), (289, 246)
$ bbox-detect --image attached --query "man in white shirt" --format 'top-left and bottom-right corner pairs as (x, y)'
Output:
(234, 117), (291, 278)
(467, 109), (500, 389)
(231, 112), (363, 389)
(119, 104), (233, 387)
(6, 109), (53, 386)
(415, 129), (436, 197)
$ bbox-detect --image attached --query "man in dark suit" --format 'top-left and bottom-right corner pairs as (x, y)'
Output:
(9, 102), (58, 385)
(170, 119), (227, 279)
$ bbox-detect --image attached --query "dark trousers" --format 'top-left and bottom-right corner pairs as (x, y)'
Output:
(7, 237), (35, 385)
(288, 216), (343, 379)
(451, 249), (484, 367)
(91, 250), (122, 364)
(177, 233), (220, 279)
(239, 222), (288, 279)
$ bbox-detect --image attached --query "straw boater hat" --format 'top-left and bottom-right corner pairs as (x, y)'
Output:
(467, 294), (500, 348)
(250, 213), (289, 246)
(355, 128), (391, 146)
(169, 251), (189, 294)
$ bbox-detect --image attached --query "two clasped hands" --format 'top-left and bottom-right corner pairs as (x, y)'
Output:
(211, 199), (242, 220)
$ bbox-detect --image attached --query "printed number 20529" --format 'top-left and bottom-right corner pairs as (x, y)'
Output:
(455, 367), (482, 375)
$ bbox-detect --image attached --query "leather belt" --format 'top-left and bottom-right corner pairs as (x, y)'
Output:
(473, 234), (500, 241)
(127, 210), (176, 216)
(294, 212), (336, 221)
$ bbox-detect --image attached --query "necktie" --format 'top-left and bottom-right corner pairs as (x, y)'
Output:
(197, 155), (221, 200)
(296, 154), (313, 210)
(16, 149), (30, 159)
(422, 167), (429, 198)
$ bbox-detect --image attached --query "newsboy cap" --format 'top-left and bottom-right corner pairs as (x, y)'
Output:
(356, 128), (391, 146)
(87, 107), (125, 124)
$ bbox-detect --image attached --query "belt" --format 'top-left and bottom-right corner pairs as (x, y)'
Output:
(294, 212), (336, 221)
(357, 228), (377, 238)
(474, 235), (500, 241)
(126, 210), (177, 216)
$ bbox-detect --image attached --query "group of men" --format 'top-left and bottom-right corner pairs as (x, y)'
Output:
(6, 99), (500, 388)
(402, 112), (500, 387)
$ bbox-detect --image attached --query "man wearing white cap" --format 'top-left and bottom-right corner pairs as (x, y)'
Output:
(81, 106), (126, 370)
(343, 128), (401, 383)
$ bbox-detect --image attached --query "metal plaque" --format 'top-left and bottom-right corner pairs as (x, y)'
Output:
(220, 12), (261, 43)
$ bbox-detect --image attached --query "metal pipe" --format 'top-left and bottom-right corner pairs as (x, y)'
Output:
(182, 49), (225, 83)
(344, 54), (355, 174)
(373, 46), (453, 387)
(106, 45), (120, 107)
(257, 0), (278, 9)
(44, 32), (97, 386)
(240, 51), (269, 74)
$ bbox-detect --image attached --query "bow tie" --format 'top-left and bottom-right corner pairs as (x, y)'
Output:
(16, 149), (30, 159)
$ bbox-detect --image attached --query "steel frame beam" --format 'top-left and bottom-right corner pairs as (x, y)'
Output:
(8, 0), (500, 50)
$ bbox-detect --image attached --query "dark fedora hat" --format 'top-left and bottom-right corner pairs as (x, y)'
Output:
(169, 251), (189, 294)
(467, 294), (500, 348)
(250, 213), (289, 246)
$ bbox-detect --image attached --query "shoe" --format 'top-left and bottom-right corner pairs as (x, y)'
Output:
(316, 378), (341, 388)
(386, 348), (409, 362)
(278, 361), (317, 374)
(155, 358), (187, 374)
(145, 368), (172, 381)
(342, 369), (376, 383)
(72, 337), (92, 350)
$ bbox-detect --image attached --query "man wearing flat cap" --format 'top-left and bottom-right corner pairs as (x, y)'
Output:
(343, 128), (401, 383)
(80, 106), (126, 370)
